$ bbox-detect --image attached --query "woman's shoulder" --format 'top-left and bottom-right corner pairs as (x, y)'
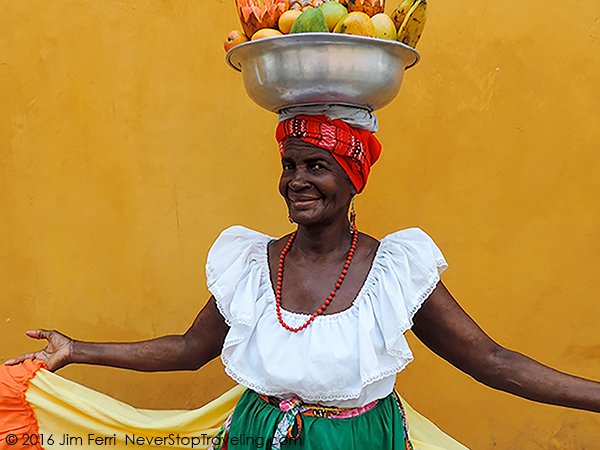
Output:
(212, 224), (273, 242)
(381, 226), (434, 241)
(206, 225), (271, 281)
(353, 227), (438, 246)
(356, 227), (441, 260)
(374, 226), (447, 274)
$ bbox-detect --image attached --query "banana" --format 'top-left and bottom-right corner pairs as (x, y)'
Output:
(390, 0), (415, 31)
(397, 0), (427, 48)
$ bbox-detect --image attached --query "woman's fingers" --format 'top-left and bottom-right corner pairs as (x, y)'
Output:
(3, 330), (57, 366)
(25, 329), (52, 340)
(3, 352), (38, 365)
(4, 329), (72, 371)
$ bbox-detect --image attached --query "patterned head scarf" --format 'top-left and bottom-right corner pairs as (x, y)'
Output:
(275, 114), (382, 193)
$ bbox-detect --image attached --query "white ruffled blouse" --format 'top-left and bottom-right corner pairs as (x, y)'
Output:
(206, 225), (448, 408)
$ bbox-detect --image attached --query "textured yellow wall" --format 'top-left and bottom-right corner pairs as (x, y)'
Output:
(1, 0), (599, 448)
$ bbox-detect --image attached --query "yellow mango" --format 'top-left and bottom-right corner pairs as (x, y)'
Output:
(370, 13), (396, 40)
(334, 11), (375, 37)
(251, 28), (283, 40)
(278, 10), (303, 34)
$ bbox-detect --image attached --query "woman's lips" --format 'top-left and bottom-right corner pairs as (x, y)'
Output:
(289, 197), (321, 207)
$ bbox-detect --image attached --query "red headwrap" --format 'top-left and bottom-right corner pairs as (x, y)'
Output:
(275, 115), (382, 193)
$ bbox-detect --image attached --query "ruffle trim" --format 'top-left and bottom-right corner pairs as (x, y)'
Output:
(384, 258), (448, 358)
(221, 355), (412, 403)
(210, 271), (233, 327)
(207, 226), (268, 327)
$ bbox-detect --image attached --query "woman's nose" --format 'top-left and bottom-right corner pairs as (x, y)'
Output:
(288, 167), (310, 190)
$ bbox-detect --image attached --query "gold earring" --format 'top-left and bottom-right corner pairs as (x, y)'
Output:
(349, 198), (356, 232)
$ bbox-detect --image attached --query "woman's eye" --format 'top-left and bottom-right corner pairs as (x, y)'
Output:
(283, 163), (293, 170)
(311, 163), (323, 170)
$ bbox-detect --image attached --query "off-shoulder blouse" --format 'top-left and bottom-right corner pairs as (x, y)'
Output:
(206, 225), (448, 408)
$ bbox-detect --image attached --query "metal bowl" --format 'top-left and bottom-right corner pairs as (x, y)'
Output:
(226, 33), (420, 112)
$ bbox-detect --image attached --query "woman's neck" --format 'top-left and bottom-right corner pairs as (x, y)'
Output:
(292, 220), (354, 262)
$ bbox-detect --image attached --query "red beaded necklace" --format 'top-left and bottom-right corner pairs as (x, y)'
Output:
(275, 228), (359, 332)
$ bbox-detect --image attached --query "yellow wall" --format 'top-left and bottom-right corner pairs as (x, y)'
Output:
(1, 0), (599, 447)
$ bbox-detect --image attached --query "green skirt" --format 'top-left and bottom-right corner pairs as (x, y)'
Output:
(224, 390), (408, 449)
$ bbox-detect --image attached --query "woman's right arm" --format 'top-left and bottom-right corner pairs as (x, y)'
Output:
(3, 296), (228, 373)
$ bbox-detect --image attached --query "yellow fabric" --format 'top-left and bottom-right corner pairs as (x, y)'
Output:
(27, 369), (468, 449)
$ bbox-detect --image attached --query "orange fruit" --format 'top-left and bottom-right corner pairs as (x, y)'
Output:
(224, 30), (249, 52)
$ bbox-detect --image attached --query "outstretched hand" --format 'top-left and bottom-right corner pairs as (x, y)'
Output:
(3, 329), (73, 372)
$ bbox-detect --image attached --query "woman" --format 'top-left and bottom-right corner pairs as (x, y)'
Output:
(5, 112), (600, 449)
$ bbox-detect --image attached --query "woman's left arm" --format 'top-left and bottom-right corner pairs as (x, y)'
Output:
(411, 281), (600, 413)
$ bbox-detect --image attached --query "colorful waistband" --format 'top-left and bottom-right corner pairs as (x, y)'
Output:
(257, 393), (380, 419)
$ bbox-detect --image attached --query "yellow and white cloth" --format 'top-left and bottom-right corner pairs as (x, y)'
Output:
(0, 360), (467, 449)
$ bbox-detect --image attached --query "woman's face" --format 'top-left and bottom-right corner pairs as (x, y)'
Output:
(279, 138), (355, 227)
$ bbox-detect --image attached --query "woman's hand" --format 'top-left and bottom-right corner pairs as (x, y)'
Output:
(3, 329), (73, 372)
(3, 297), (228, 373)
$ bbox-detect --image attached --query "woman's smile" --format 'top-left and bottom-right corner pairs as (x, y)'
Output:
(288, 195), (322, 207)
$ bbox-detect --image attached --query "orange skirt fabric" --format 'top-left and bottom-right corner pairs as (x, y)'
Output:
(0, 359), (46, 449)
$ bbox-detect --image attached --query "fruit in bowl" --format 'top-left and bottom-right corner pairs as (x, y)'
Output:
(226, 0), (428, 54)
(278, 10), (303, 33)
(346, 0), (384, 17)
(333, 11), (375, 37)
(392, 0), (427, 47)
(318, 1), (348, 31)
(289, 0), (326, 10)
(290, 8), (329, 33)
(224, 30), (249, 51)
(251, 28), (284, 39)
(236, 0), (290, 37)
(370, 13), (395, 40)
